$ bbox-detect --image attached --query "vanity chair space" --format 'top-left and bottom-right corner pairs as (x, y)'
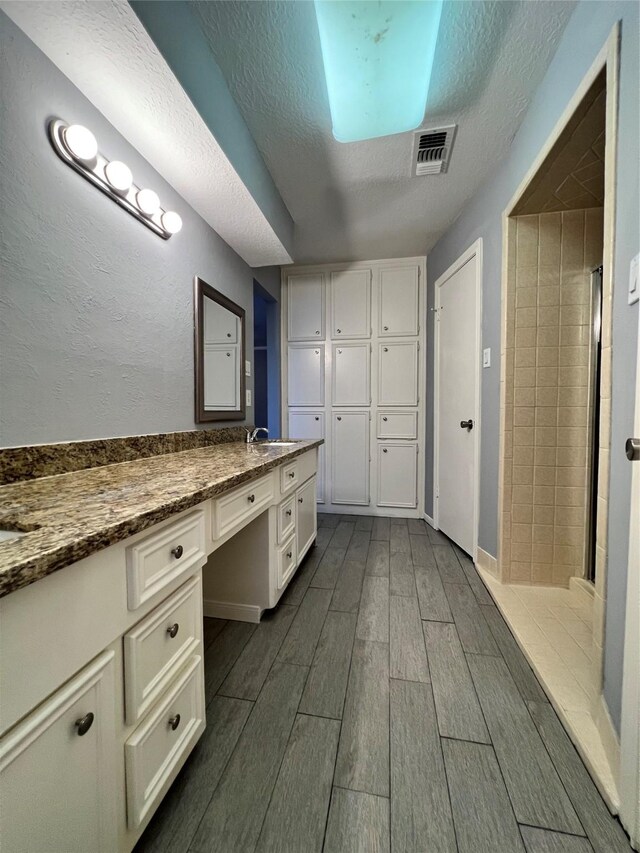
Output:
(0, 439), (320, 852)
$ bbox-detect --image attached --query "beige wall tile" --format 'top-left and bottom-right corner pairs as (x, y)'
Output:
(560, 386), (588, 406)
(537, 367), (559, 386)
(561, 304), (589, 326)
(560, 325), (590, 346)
(538, 306), (560, 327)
(516, 327), (537, 348)
(554, 544), (582, 566)
(556, 445), (587, 467)
(555, 505), (584, 526)
(554, 525), (586, 548)
(534, 505), (555, 525)
(535, 426), (557, 446)
(514, 426), (534, 446)
(533, 524), (554, 544)
(516, 306), (538, 327)
(515, 386), (536, 406)
(561, 209), (585, 268)
(516, 267), (537, 288)
(511, 561), (533, 582)
(537, 326), (560, 347)
(538, 286), (560, 306)
(511, 541), (532, 562)
(535, 407), (558, 426)
(558, 407), (588, 427)
(533, 563), (554, 583)
(537, 347), (559, 367)
(513, 504), (533, 524)
(516, 348), (536, 368)
(512, 485), (533, 505)
(556, 466), (588, 487)
(512, 523), (533, 543)
(534, 484), (555, 505)
(512, 465), (534, 485)
(532, 543), (553, 563)
(558, 366), (588, 386)
(556, 486), (586, 507)
(513, 445), (534, 466)
(534, 466), (556, 486)
(536, 387), (558, 407)
(517, 287), (538, 308)
(539, 213), (562, 266)
(559, 346), (589, 367)
(515, 367), (536, 387)
(557, 426), (587, 447)
(535, 446), (557, 466)
(517, 215), (539, 267)
(539, 266), (561, 287)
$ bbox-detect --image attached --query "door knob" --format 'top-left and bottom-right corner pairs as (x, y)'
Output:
(460, 420), (474, 431)
(626, 437), (640, 461)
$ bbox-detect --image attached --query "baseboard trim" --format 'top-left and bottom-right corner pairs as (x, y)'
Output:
(476, 546), (498, 576)
(423, 513), (436, 529)
(595, 694), (621, 806)
(203, 599), (262, 623)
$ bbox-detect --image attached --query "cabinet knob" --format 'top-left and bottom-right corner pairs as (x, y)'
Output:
(226, 352), (231, 357)
(383, 347), (389, 352)
(167, 623), (179, 639)
(315, 350), (320, 355)
(171, 545), (184, 559)
(168, 714), (181, 731)
(315, 416), (319, 421)
(227, 333), (232, 338)
(247, 494), (255, 503)
(383, 417), (388, 421)
(336, 328), (341, 334)
(286, 551), (293, 559)
(338, 349), (342, 354)
(315, 330), (320, 335)
(384, 325), (389, 331)
(383, 448), (388, 453)
(337, 416), (342, 421)
(288, 471), (295, 478)
(286, 509), (292, 517)
(298, 497), (303, 503)
(75, 712), (94, 736)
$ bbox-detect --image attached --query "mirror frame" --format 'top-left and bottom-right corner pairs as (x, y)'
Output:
(194, 276), (246, 422)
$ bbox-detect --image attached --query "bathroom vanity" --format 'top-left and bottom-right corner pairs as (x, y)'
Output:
(0, 439), (320, 852)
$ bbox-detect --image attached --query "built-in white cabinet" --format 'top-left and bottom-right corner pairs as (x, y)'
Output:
(296, 476), (317, 559)
(204, 346), (239, 411)
(288, 344), (324, 406)
(377, 443), (418, 508)
(332, 411), (370, 505)
(288, 412), (325, 503)
(0, 651), (117, 853)
(379, 341), (419, 406)
(204, 298), (238, 343)
(332, 343), (371, 406)
(331, 270), (371, 339)
(288, 273), (325, 341)
(379, 265), (419, 336)
(284, 258), (424, 516)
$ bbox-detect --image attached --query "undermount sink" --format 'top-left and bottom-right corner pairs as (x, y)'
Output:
(0, 529), (26, 544)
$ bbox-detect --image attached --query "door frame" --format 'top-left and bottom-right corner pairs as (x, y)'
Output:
(433, 238), (483, 561)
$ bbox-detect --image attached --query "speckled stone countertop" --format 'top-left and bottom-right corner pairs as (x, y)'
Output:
(0, 440), (322, 600)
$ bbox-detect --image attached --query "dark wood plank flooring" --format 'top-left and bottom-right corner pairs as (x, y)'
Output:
(136, 514), (631, 853)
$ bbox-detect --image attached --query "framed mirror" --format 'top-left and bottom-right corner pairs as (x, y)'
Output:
(194, 276), (246, 422)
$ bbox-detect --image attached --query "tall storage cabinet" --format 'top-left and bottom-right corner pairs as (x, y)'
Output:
(283, 258), (425, 517)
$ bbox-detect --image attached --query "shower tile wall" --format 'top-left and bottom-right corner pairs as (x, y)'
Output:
(502, 208), (603, 586)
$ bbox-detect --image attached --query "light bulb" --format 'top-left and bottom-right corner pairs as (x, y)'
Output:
(136, 188), (160, 216)
(63, 124), (98, 163)
(161, 211), (183, 234)
(104, 160), (132, 194)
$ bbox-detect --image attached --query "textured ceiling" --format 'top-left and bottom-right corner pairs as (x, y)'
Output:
(191, 0), (576, 264)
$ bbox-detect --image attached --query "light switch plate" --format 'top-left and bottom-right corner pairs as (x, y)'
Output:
(245, 360), (251, 376)
(483, 347), (491, 368)
(629, 253), (639, 305)
(246, 389), (251, 406)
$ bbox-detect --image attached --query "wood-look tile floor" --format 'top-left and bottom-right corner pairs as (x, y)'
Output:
(135, 515), (631, 853)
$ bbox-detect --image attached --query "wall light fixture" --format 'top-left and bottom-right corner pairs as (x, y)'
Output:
(49, 119), (182, 239)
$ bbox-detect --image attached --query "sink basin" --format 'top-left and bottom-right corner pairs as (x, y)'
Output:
(0, 529), (26, 544)
(253, 440), (298, 447)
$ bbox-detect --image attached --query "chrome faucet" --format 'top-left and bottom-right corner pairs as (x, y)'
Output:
(246, 427), (269, 443)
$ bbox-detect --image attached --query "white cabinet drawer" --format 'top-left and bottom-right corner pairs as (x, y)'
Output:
(126, 511), (206, 610)
(211, 474), (274, 541)
(124, 575), (202, 725)
(277, 497), (296, 544)
(125, 655), (204, 829)
(280, 459), (299, 495)
(377, 411), (418, 439)
(277, 535), (297, 591)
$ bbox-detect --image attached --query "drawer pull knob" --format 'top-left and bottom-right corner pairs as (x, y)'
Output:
(171, 545), (184, 559)
(248, 494), (255, 503)
(383, 448), (388, 453)
(286, 509), (292, 517)
(298, 498), (303, 503)
(168, 714), (181, 731)
(288, 471), (295, 479)
(75, 712), (94, 736)
(315, 330), (320, 335)
(337, 328), (341, 334)
(383, 347), (389, 352)
(227, 332), (232, 338)
(383, 417), (388, 421)
(167, 623), (179, 639)
(286, 551), (292, 559)
(315, 417), (319, 421)
(384, 325), (389, 331)
(337, 416), (342, 421)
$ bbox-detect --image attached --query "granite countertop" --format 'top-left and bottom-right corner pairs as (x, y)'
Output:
(0, 440), (322, 599)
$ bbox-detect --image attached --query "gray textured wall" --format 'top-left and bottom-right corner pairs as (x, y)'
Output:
(425, 0), (639, 731)
(0, 12), (278, 446)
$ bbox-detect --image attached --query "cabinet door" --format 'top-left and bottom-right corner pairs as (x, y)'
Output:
(296, 476), (318, 561)
(377, 443), (418, 508)
(204, 297), (238, 343)
(204, 345), (239, 410)
(332, 343), (370, 406)
(379, 265), (419, 336)
(0, 651), (117, 853)
(331, 269), (371, 339)
(288, 412), (325, 503)
(288, 345), (324, 406)
(288, 273), (325, 341)
(379, 342), (418, 406)
(331, 411), (370, 505)
(377, 411), (418, 439)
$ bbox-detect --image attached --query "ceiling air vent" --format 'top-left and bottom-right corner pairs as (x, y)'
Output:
(412, 124), (457, 176)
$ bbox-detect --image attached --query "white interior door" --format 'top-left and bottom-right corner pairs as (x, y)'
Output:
(288, 345), (324, 406)
(333, 343), (370, 406)
(436, 248), (480, 556)
(620, 302), (640, 849)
